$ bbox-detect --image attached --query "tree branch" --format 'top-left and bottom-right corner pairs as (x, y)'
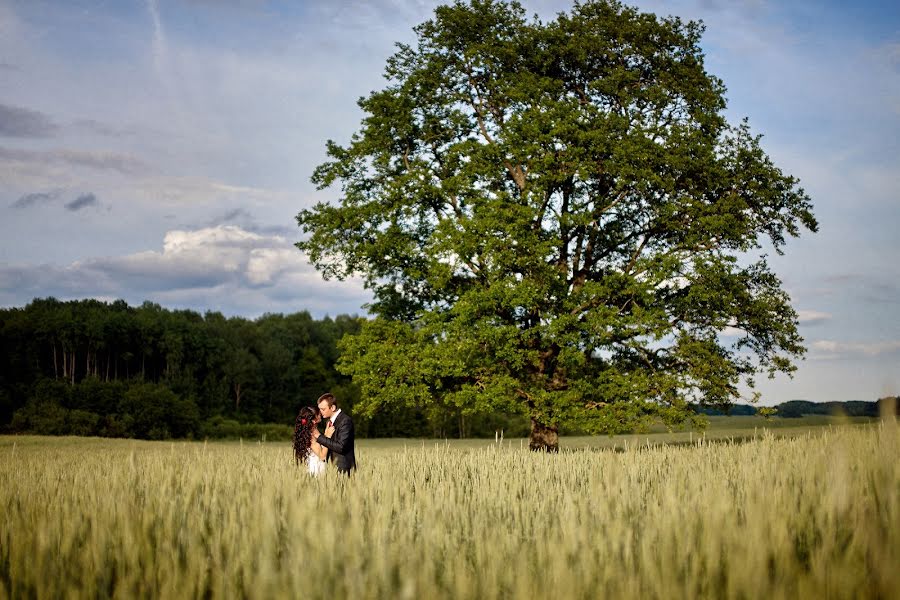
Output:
(465, 72), (527, 191)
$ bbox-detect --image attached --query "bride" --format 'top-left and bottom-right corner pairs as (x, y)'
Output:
(293, 405), (333, 476)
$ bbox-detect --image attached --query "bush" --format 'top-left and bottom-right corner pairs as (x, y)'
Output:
(11, 399), (71, 435)
(67, 409), (101, 436)
(0, 387), (13, 429)
(70, 378), (126, 413)
(118, 383), (200, 439)
(30, 378), (71, 408)
(100, 413), (134, 438)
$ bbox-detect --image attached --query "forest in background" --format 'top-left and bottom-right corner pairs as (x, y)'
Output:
(0, 298), (529, 439)
(0, 298), (893, 440)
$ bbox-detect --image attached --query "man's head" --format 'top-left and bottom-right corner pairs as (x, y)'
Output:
(317, 393), (338, 419)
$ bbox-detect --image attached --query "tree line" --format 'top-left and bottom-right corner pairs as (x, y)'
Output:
(694, 399), (898, 418)
(2, 298), (893, 441)
(0, 298), (528, 439)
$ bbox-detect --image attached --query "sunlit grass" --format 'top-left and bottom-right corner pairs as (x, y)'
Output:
(1, 419), (896, 599)
(361, 415), (880, 451)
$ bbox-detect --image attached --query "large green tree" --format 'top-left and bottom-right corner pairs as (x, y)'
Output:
(297, 0), (817, 450)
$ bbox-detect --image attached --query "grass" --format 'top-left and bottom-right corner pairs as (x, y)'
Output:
(1, 417), (896, 599)
(360, 414), (880, 451)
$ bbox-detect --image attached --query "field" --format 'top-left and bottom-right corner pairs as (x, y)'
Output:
(1, 418), (897, 599)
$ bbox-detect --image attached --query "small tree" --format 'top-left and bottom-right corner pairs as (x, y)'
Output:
(297, 0), (817, 451)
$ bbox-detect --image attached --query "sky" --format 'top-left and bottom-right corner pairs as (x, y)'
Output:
(1, 0), (898, 403)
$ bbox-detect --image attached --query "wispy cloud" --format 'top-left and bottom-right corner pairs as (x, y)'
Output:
(65, 193), (99, 212)
(718, 308), (831, 338)
(824, 274), (864, 285)
(219, 208), (253, 222)
(11, 189), (104, 213)
(862, 281), (899, 305)
(0, 147), (148, 174)
(147, 0), (167, 77)
(71, 119), (132, 138)
(811, 339), (900, 358)
(0, 103), (58, 138)
(797, 310), (831, 325)
(879, 41), (900, 71)
(204, 207), (296, 237)
(11, 189), (61, 209)
(804, 274), (899, 306)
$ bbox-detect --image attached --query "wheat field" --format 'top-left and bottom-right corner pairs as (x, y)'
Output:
(1, 422), (897, 599)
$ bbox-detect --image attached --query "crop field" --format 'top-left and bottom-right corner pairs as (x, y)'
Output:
(1, 420), (897, 599)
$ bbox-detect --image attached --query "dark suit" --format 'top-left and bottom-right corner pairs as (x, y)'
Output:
(317, 410), (356, 474)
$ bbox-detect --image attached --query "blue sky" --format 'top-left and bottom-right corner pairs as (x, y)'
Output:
(1, 0), (898, 403)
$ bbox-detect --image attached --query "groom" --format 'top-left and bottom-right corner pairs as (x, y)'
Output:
(315, 392), (356, 475)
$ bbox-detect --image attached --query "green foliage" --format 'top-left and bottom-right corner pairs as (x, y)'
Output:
(298, 0), (817, 443)
(11, 399), (70, 436)
(757, 406), (777, 419)
(777, 399), (891, 418)
(1, 297), (542, 439)
(0, 298), (365, 439)
(199, 416), (293, 441)
(119, 383), (199, 439)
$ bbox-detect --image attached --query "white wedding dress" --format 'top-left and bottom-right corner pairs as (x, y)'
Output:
(307, 451), (326, 476)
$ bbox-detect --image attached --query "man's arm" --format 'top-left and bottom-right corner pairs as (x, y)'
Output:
(317, 419), (350, 454)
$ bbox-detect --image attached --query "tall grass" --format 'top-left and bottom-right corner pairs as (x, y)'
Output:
(1, 422), (896, 599)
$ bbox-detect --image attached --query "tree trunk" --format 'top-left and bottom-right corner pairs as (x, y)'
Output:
(529, 418), (559, 452)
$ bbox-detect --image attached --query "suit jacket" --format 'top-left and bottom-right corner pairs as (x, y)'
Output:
(317, 410), (356, 474)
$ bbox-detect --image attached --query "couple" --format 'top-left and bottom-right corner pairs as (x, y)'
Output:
(292, 393), (356, 476)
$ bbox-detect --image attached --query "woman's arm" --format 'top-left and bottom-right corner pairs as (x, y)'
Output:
(310, 431), (328, 460)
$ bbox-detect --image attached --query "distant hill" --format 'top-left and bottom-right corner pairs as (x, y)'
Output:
(774, 399), (896, 418)
(692, 397), (898, 418)
(693, 404), (759, 416)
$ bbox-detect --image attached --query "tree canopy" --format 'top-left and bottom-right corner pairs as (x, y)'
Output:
(297, 0), (817, 450)
(0, 298), (363, 438)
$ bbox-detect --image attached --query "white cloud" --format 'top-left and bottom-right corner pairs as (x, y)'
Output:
(84, 226), (307, 290)
(719, 326), (744, 337)
(811, 339), (900, 358)
(245, 247), (298, 286)
(797, 310), (831, 325)
(0, 225), (370, 317)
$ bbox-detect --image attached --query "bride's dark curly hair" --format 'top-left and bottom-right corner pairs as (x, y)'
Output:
(292, 406), (319, 465)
